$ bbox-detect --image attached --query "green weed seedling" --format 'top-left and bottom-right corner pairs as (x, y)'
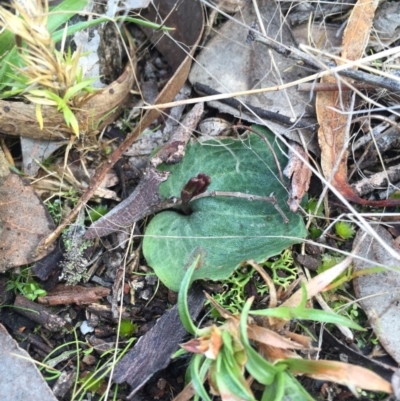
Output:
(7, 267), (47, 301)
(47, 198), (63, 223)
(86, 204), (109, 223)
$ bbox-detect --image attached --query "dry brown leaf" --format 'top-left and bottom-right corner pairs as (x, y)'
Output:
(315, 0), (400, 206)
(0, 147), (55, 271)
(247, 324), (307, 350)
(282, 254), (354, 310)
(288, 359), (393, 394)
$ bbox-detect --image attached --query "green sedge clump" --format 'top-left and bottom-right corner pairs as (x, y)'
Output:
(335, 221), (355, 240)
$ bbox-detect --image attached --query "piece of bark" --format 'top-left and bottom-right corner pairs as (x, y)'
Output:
(14, 295), (69, 332)
(86, 303), (114, 321)
(111, 268), (124, 321)
(37, 284), (110, 306)
(112, 286), (205, 398)
(84, 167), (169, 239)
(31, 239), (64, 281)
(52, 369), (76, 399)
(87, 335), (115, 353)
(11, 330), (53, 356)
(352, 163), (400, 197)
(283, 141), (312, 212)
(151, 102), (204, 166)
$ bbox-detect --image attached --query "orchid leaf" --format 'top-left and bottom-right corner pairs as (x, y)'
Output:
(143, 127), (307, 291)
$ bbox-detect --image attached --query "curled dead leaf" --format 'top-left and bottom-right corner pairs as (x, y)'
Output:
(284, 141), (312, 212)
(286, 358), (393, 394)
(0, 61), (134, 140)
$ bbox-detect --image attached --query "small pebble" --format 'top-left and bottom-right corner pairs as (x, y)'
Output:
(80, 320), (95, 335)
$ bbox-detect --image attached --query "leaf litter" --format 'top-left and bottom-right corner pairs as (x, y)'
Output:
(1, 0), (400, 399)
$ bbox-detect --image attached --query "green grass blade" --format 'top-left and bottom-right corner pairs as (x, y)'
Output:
(63, 106), (79, 136)
(251, 306), (365, 331)
(63, 78), (97, 101)
(190, 354), (212, 401)
(261, 371), (285, 401)
(240, 299), (278, 385)
(51, 15), (174, 44)
(177, 254), (201, 335)
(47, 0), (88, 33)
(122, 17), (175, 31)
(0, 30), (15, 61)
(0, 48), (20, 91)
(215, 352), (255, 401)
(279, 371), (316, 401)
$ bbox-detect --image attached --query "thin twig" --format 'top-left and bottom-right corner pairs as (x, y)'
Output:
(231, 124), (286, 185)
(186, 190), (289, 224)
(194, 82), (317, 130)
(255, 35), (400, 93)
(297, 82), (375, 92)
(151, 190), (289, 224)
(142, 46), (400, 111)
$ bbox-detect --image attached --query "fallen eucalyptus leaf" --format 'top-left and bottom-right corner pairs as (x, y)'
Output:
(0, 147), (55, 270)
(315, 0), (396, 207)
(21, 137), (68, 176)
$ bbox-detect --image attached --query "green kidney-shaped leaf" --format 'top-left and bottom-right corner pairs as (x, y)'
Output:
(143, 127), (307, 291)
